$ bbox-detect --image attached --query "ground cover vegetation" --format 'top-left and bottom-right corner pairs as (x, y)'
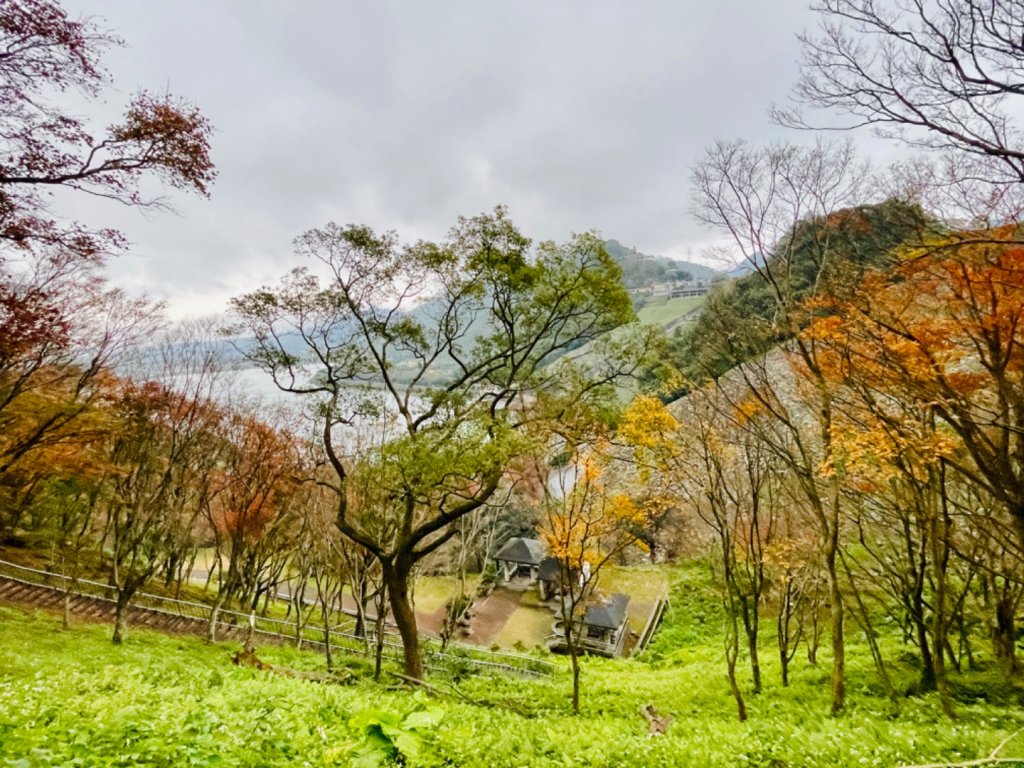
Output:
(2, 582), (1023, 768)
(3, 0), (1024, 766)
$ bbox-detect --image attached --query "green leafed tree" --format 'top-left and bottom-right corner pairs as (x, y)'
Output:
(228, 207), (640, 678)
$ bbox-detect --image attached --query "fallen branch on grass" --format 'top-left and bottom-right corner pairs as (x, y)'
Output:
(896, 727), (1024, 768)
(390, 671), (533, 717)
(641, 704), (672, 736)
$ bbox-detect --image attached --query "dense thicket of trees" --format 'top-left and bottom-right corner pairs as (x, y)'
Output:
(635, 3), (1024, 716)
(634, 218), (1024, 719)
(0, 0), (214, 539)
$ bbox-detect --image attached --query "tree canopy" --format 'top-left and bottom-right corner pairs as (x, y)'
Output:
(229, 207), (641, 678)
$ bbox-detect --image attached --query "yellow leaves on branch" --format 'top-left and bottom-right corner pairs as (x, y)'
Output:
(606, 491), (646, 526)
(620, 396), (678, 450)
(890, 231), (1024, 383)
(542, 515), (597, 564)
(540, 447), (653, 567)
(733, 396), (764, 427)
(823, 413), (958, 489)
(793, 226), (1024, 495)
(762, 531), (819, 578)
(580, 454), (603, 484)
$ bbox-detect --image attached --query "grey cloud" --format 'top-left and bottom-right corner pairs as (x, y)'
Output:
(58, 0), (817, 316)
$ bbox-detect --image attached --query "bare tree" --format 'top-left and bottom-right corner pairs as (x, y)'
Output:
(204, 403), (304, 641)
(779, 0), (1024, 188)
(690, 139), (870, 714)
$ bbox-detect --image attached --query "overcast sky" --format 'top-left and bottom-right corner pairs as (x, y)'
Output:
(61, 1), (821, 318)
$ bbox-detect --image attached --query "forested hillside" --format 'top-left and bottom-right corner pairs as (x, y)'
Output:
(603, 239), (720, 287)
(3, 1), (1024, 767)
(668, 198), (933, 382)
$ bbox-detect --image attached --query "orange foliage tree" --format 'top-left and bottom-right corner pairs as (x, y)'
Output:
(0, 0), (214, 262)
(806, 227), (1024, 541)
(537, 440), (656, 714)
(205, 407), (306, 641)
(0, 0), (214, 532)
(804, 226), (1024, 689)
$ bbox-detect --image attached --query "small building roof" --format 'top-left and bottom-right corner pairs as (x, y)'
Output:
(494, 537), (546, 566)
(583, 592), (630, 630)
(538, 556), (560, 582)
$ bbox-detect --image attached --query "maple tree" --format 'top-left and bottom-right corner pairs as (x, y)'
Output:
(806, 227), (1024, 543)
(205, 406), (306, 641)
(803, 225), (1024, 693)
(0, 0), (214, 263)
(623, 393), (790, 716)
(0, 279), (158, 538)
(0, 0), (215, 521)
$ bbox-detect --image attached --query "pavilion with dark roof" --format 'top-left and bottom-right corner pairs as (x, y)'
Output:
(536, 556), (561, 601)
(582, 593), (630, 639)
(550, 591), (631, 657)
(493, 537), (546, 585)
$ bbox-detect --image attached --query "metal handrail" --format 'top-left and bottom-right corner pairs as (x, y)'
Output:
(0, 559), (556, 678)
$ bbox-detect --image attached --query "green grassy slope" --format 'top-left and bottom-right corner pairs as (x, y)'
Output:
(564, 296), (706, 392)
(635, 295), (705, 327)
(2, 565), (1022, 767)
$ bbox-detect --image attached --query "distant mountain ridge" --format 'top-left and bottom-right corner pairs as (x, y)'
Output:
(603, 239), (721, 287)
(177, 239), (721, 388)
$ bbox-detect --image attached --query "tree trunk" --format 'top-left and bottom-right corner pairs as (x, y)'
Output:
(931, 467), (956, 720)
(292, 581), (307, 650)
(994, 595), (1018, 675)
(825, 552), (845, 715)
(841, 552), (899, 714)
(779, 630), (790, 687)
(374, 585), (388, 681)
(112, 594), (131, 645)
(741, 600), (761, 694)
(208, 593), (227, 643)
(914, 607), (936, 692)
(726, 609), (747, 722)
(777, 581), (799, 687)
(383, 561), (422, 680)
(322, 600), (333, 672)
(354, 578), (368, 638)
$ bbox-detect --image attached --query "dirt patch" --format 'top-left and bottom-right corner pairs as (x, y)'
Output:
(492, 601), (554, 650)
(462, 588), (523, 646)
(417, 604), (447, 637)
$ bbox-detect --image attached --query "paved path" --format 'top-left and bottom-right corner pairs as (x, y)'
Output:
(463, 589), (523, 645)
